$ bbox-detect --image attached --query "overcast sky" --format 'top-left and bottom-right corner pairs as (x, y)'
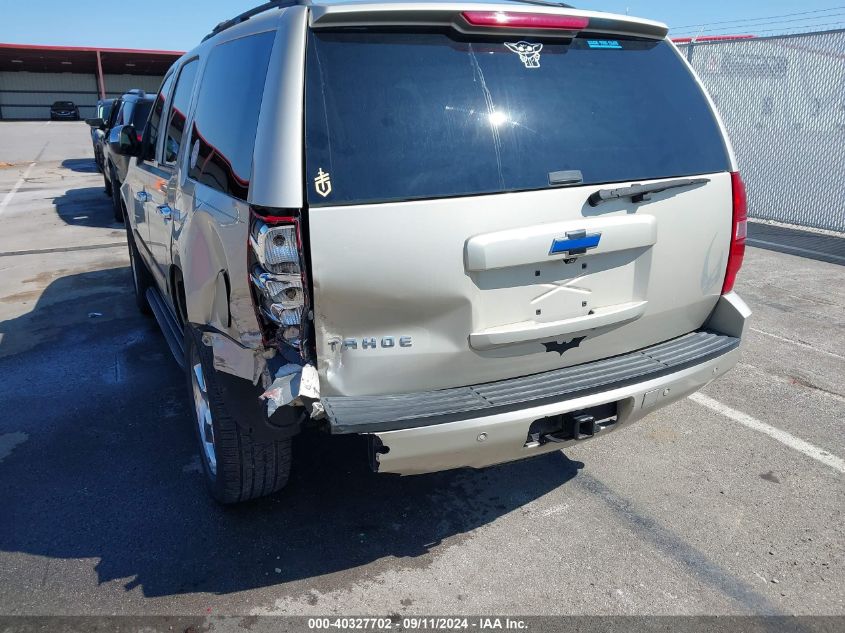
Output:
(1, 0), (843, 50)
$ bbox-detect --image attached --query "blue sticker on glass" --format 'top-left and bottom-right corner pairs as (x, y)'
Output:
(587, 40), (623, 50)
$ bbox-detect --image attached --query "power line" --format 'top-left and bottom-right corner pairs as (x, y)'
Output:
(679, 21), (845, 38)
(673, 11), (845, 36)
(671, 5), (845, 30)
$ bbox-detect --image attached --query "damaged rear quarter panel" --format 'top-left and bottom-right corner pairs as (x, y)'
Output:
(177, 185), (263, 351)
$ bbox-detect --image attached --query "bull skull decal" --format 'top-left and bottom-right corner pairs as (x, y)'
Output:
(505, 41), (543, 69)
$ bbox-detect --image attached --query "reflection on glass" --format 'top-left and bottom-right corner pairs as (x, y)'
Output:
(488, 110), (508, 126)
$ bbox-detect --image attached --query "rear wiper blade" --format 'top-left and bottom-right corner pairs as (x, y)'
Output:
(588, 177), (710, 207)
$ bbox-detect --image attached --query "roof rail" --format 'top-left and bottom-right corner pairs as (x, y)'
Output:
(203, 0), (300, 42)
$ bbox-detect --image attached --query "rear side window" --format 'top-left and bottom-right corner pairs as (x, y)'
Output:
(305, 32), (731, 206)
(188, 31), (275, 201)
(164, 60), (199, 165)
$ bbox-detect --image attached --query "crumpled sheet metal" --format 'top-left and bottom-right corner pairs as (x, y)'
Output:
(260, 363), (320, 417)
(202, 332), (266, 385)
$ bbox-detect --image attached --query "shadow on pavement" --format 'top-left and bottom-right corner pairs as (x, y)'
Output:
(53, 185), (120, 229)
(747, 222), (845, 266)
(61, 158), (99, 174)
(0, 267), (584, 599)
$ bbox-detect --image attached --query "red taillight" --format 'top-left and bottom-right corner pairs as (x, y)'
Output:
(249, 210), (311, 360)
(136, 131), (143, 143)
(722, 172), (747, 295)
(461, 11), (589, 30)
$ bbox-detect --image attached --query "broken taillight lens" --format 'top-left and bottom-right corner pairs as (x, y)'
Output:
(249, 213), (310, 356)
(721, 172), (747, 295)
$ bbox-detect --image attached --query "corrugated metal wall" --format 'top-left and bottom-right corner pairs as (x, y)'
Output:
(0, 71), (166, 120)
(0, 71), (98, 119)
(103, 74), (164, 97)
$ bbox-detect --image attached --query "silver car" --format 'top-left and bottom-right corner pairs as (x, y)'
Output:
(116, 0), (750, 504)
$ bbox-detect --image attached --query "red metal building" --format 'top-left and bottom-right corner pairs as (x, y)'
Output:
(0, 43), (183, 120)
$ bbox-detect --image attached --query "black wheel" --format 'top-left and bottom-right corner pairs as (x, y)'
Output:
(111, 170), (123, 223)
(103, 168), (112, 196)
(185, 326), (293, 504)
(127, 228), (153, 316)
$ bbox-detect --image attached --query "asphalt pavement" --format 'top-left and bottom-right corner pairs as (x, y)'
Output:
(0, 121), (842, 618)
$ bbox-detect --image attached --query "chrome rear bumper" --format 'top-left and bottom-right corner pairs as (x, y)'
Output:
(333, 293), (750, 476)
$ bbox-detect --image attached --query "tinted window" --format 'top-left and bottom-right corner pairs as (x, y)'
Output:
(144, 74), (175, 162)
(305, 33), (731, 206)
(120, 101), (135, 126)
(164, 60), (199, 164)
(107, 99), (122, 128)
(188, 31), (275, 200)
(131, 100), (153, 128)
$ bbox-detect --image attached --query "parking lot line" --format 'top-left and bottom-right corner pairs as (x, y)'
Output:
(690, 392), (845, 475)
(750, 327), (845, 362)
(0, 162), (36, 217)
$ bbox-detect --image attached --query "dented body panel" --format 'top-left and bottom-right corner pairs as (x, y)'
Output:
(310, 173), (734, 397)
(120, 0), (749, 487)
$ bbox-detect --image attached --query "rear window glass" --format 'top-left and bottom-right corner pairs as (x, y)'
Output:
(305, 32), (730, 206)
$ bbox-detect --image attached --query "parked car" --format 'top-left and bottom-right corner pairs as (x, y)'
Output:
(94, 90), (154, 222)
(88, 98), (115, 173)
(49, 101), (80, 120)
(115, 0), (750, 504)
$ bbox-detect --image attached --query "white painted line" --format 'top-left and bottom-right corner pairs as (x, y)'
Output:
(0, 162), (36, 217)
(747, 238), (845, 263)
(750, 327), (845, 362)
(690, 392), (845, 475)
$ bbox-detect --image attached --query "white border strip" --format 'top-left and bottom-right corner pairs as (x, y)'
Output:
(690, 392), (845, 474)
(0, 162), (36, 217)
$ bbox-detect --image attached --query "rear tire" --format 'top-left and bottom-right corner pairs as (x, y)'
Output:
(127, 228), (153, 316)
(184, 326), (293, 505)
(104, 169), (112, 196)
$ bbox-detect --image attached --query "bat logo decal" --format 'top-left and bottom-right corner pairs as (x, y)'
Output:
(505, 41), (543, 69)
(542, 336), (586, 356)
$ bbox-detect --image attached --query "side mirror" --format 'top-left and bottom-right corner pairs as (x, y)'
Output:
(85, 117), (105, 129)
(114, 124), (141, 157)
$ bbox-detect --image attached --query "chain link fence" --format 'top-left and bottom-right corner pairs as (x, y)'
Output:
(678, 30), (845, 233)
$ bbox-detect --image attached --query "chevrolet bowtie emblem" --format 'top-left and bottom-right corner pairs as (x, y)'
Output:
(550, 229), (601, 256)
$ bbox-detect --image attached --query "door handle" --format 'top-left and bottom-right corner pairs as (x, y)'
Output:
(469, 300), (648, 350)
(135, 191), (150, 202)
(156, 204), (173, 222)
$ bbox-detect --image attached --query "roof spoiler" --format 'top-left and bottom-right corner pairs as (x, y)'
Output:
(308, 3), (669, 40)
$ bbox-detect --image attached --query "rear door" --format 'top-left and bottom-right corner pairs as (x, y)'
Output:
(129, 76), (174, 279)
(146, 59), (200, 285)
(304, 22), (735, 397)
